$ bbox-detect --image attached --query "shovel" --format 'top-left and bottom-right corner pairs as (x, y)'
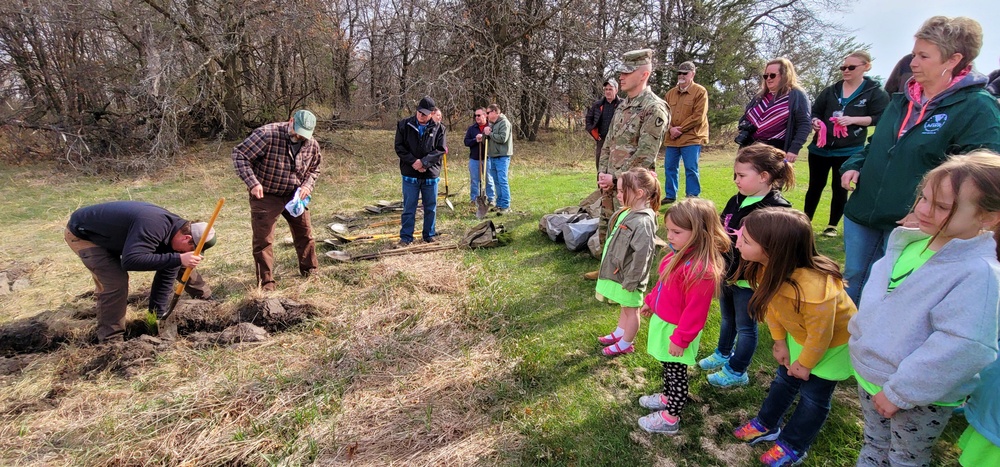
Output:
(475, 138), (489, 219)
(328, 232), (400, 244)
(439, 151), (455, 211)
(328, 218), (400, 235)
(157, 197), (225, 338)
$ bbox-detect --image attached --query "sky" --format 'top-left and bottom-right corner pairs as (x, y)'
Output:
(825, 1), (999, 80)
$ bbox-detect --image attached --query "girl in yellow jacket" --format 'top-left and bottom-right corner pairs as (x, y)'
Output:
(730, 207), (857, 467)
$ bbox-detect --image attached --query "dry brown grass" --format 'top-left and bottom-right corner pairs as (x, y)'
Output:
(0, 130), (526, 465)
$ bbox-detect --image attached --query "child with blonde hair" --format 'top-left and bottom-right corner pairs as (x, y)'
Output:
(596, 167), (661, 356)
(701, 143), (794, 388)
(851, 152), (1000, 467)
(637, 198), (730, 434)
(730, 208), (856, 466)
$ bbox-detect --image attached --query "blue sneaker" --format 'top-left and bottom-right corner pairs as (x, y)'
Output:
(698, 349), (731, 370)
(707, 364), (749, 388)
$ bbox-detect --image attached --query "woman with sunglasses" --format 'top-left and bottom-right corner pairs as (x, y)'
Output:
(737, 58), (811, 164)
(804, 51), (889, 238)
(839, 16), (1000, 307)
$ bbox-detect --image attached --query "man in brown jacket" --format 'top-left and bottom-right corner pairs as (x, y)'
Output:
(661, 61), (708, 204)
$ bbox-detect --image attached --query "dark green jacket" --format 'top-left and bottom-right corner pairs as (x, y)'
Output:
(842, 82), (1000, 231)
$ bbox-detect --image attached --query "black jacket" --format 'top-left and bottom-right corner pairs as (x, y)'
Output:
(809, 77), (890, 151)
(720, 190), (792, 280)
(67, 201), (188, 313)
(463, 123), (487, 161)
(585, 96), (621, 140)
(395, 116), (445, 179)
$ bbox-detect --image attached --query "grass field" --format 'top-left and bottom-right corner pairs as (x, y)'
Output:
(0, 128), (967, 465)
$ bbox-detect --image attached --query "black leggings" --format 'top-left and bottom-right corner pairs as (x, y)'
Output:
(804, 153), (849, 227)
(662, 362), (689, 417)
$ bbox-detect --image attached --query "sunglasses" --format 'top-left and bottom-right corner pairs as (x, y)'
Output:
(761, 73), (779, 80)
(840, 65), (860, 71)
(475, 113), (485, 117)
(677, 71), (689, 76)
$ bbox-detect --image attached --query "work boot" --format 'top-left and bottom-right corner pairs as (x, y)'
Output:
(583, 270), (599, 280)
(300, 268), (317, 278)
(261, 282), (276, 292)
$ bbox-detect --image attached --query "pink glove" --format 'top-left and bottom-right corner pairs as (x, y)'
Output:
(815, 119), (828, 148)
(830, 117), (849, 138)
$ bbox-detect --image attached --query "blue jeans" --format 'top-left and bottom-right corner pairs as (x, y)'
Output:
(757, 365), (838, 454)
(716, 283), (757, 374)
(467, 159), (495, 203)
(488, 156), (511, 209)
(400, 176), (438, 243)
(843, 217), (892, 306)
(663, 145), (701, 199)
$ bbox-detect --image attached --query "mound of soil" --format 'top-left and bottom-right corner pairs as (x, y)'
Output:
(0, 354), (34, 375)
(237, 298), (316, 332)
(0, 318), (64, 356)
(81, 335), (168, 378)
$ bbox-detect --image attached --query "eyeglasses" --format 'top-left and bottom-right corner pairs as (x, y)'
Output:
(677, 71), (689, 76)
(839, 65), (860, 71)
(486, 110), (496, 115)
(475, 113), (485, 118)
(761, 73), (778, 80)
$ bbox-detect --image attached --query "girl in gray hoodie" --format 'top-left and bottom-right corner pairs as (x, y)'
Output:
(849, 153), (1000, 467)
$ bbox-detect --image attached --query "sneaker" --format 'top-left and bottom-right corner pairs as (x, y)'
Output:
(698, 349), (731, 371)
(583, 270), (599, 280)
(760, 441), (806, 466)
(639, 393), (668, 410)
(638, 411), (679, 435)
(822, 226), (838, 237)
(733, 418), (781, 445)
(661, 197), (676, 204)
(497, 208), (512, 215)
(707, 364), (749, 388)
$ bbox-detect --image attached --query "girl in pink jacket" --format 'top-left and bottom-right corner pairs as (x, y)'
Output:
(636, 198), (730, 435)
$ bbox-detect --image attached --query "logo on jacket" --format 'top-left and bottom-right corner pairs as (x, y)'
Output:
(923, 114), (948, 134)
(854, 98), (867, 107)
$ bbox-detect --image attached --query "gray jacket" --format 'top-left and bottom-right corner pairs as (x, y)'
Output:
(849, 228), (1000, 410)
(598, 208), (657, 292)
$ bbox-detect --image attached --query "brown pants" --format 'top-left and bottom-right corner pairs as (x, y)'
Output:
(65, 229), (210, 342)
(249, 193), (318, 287)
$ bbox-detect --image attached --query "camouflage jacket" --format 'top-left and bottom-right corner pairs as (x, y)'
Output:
(598, 86), (670, 178)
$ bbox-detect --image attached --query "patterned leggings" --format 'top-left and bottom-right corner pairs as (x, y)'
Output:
(856, 385), (953, 467)
(662, 362), (689, 417)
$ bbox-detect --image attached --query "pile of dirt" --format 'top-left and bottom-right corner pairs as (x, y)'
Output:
(81, 335), (169, 378)
(0, 318), (64, 356)
(188, 322), (270, 348)
(236, 298), (316, 332)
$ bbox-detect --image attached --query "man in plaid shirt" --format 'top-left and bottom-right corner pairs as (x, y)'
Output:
(232, 110), (321, 291)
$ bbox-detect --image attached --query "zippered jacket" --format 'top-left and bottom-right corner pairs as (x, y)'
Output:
(841, 73), (1000, 231)
(720, 190), (792, 280)
(395, 116), (445, 179)
(809, 76), (889, 151)
(597, 208), (657, 292)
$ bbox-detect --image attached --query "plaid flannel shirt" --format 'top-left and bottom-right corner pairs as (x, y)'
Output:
(232, 122), (322, 196)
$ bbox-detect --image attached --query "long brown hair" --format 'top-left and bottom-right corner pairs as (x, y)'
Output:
(736, 208), (843, 321)
(915, 151), (1000, 260)
(619, 167), (662, 211)
(757, 57), (800, 98)
(660, 198), (730, 292)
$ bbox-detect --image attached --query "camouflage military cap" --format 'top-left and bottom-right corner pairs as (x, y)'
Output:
(617, 49), (654, 73)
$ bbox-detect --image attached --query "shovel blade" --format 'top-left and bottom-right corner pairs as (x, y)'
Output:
(476, 196), (488, 219)
(329, 223), (349, 234)
(445, 198), (454, 211)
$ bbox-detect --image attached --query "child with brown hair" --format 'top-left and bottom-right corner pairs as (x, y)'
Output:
(731, 207), (856, 466)
(851, 152), (1000, 467)
(701, 143), (794, 388)
(596, 167), (662, 356)
(637, 198), (730, 434)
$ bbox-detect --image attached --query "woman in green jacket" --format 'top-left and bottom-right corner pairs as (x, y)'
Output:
(839, 16), (1000, 305)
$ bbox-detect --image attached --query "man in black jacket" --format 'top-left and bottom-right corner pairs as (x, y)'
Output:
(585, 78), (621, 170)
(65, 201), (216, 342)
(394, 96), (446, 247)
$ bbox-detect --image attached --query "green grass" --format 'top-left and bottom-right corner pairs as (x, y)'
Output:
(0, 130), (967, 465)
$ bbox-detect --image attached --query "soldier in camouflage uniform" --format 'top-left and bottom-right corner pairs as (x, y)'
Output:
(585, 49), (671, 280)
